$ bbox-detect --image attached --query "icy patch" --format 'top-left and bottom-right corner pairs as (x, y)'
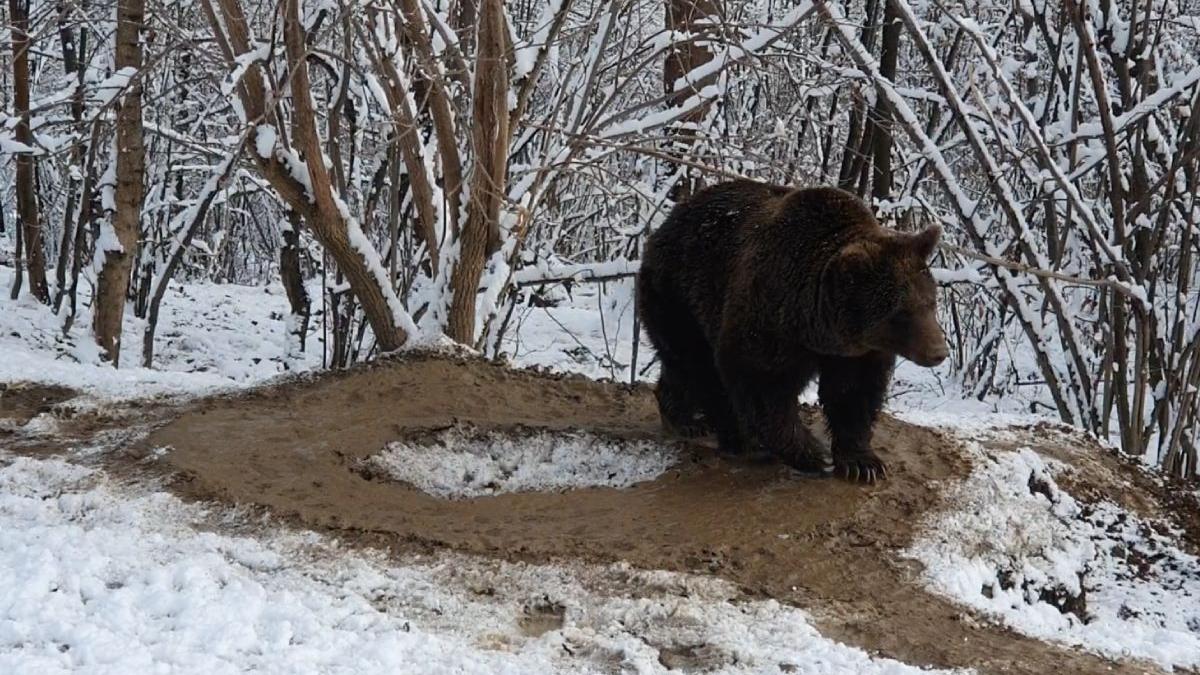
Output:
(0, 453), (958, 674)
(906, 444), (1200, 670)
(361, 425), (677, 499)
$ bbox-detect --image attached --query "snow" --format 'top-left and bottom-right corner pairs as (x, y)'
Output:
(0, 138), (36, 154)
(363, 425), (678, 499)
(905, 441), (1200, 671)
(512, 259), (639, 286)
(221, 46), (270, 99)
(254, 124), (277, 159)
(0, 452), (960, 674)
(93, 67), (137, 105)
(497, 277), (649, 383)
(0, 266), (322, 399)
(513, 0), (564, 83)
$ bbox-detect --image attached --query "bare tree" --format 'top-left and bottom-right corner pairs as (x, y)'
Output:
(201, 0), (417, 352)
(446, 0), (511, 344)
(8, 0), (49, 303)
(92, 0), (147, 364)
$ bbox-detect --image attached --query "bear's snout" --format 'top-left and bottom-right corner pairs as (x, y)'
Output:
(903, 319), (949, 367)
(913, 342), (949, 367)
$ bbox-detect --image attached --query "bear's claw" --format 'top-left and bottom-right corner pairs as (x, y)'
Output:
(835, 453), (887, 484)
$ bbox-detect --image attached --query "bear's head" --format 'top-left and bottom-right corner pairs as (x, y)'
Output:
(822, 226), (949, 367)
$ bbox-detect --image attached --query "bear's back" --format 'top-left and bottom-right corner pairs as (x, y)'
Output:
(640, 180), (878, 343)
(642, 181), (788, 331)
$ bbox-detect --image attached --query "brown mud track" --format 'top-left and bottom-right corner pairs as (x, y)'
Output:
(4, 353), (1182, 674)
(0, 382), (78, 428)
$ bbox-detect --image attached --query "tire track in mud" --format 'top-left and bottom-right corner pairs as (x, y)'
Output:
(2, 353), (1171, 674)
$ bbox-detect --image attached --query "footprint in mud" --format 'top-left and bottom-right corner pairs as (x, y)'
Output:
(518, 599), (566, 637)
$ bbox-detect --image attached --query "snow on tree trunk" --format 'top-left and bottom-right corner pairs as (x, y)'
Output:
(92, 0), (146, 366)
(8, 0), (49, 304)
(446, 0), (511, 345)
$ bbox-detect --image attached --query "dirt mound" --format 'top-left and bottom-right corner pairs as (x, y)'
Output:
(136, 352), (1164, 674)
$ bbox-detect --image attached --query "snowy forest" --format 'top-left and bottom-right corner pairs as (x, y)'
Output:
(0, 0), (1198, 481)
(4, 1), (1200, 672)
(0, 0), (1190, 478)
(2, 0), (1200, 478)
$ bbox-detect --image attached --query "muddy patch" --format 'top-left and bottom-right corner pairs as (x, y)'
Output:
(130, 352), (1167, 674)
(655, 642), (731, 672)
(0, 382), (78, 428)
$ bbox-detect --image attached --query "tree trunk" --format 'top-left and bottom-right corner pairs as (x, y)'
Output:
(838, 0), (880, 196)
(446, 0), (510, 344)
(280, 0), (410, 351)
(62, 122), (102, 334)
(92, 0), (146, 365)
(663, 0), (721, 201)
(869, 0), (901, 202)
(280, 210), (311, 362)
(53, 3), (83, 312)
(9, 0), (49, 303)
(452, 0), (478, 55)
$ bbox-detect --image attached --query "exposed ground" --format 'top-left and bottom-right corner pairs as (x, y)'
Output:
(8, 352), (1193, 674)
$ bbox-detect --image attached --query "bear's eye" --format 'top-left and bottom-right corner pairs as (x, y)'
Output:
(890, 311), (911, 329)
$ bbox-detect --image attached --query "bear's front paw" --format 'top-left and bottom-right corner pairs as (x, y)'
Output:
(834, 452), (887, 484)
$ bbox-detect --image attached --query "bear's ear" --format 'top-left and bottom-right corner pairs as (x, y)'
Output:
(832, 242), (876, 279)
(829, 241), (884, 300)
(909, 225), (941, 261)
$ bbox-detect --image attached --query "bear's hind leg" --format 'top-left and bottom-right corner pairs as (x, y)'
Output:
(685, 354), (742, 452)
(818, 353), (896, 483)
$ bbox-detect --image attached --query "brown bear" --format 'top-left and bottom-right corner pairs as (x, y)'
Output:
(637, 180), (948, 482)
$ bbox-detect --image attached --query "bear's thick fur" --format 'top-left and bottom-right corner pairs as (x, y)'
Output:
(637, 180), (948, 482)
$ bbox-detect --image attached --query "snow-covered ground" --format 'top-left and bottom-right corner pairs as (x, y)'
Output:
(905, 442), (1200, 671)
(363, 425), (678, 499)
(3, 265), (1197, 673)
(0, 451), (959, 674)
(0, 266), (322, 399)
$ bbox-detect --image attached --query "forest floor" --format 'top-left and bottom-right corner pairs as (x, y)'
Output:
(3, 352), (1198, 674)
(1, 268), (1198, 673)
